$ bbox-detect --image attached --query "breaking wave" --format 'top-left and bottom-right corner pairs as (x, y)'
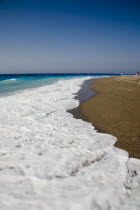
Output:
(8, 78), (17, 81)
(0, 78), (17, 83)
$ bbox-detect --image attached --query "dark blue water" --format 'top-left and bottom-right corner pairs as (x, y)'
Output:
(0, 73), (119, 95)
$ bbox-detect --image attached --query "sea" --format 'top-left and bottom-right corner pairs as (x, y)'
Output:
(0, 73), (140, 210)
(0, 73), (118, 95)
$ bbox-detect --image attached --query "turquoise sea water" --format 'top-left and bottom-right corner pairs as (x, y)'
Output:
(0, 73), (119, 95)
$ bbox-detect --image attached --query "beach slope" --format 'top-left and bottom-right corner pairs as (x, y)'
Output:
(81, 75), (140, 158)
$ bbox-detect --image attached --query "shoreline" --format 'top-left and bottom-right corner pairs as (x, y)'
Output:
(1, 76), (140, 209)
(69, 76), (140, 159)
(68, 78), (98, 121)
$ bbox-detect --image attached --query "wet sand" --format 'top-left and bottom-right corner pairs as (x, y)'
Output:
(80, 76), (140, 159)
(68, 78), (97, 121)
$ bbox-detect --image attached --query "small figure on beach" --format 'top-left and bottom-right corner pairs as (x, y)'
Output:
(136, 72), (140, 76)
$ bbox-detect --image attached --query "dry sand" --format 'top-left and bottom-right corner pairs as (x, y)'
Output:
(81, 75), (140, 158)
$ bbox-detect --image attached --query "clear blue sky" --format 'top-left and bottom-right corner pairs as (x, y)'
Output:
(0, 0), (140, 74)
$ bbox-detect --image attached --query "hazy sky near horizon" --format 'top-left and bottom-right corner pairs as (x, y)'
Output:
(0, 0), (140, 74)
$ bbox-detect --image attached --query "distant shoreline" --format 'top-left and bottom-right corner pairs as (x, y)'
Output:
(70, 75), (140, 159)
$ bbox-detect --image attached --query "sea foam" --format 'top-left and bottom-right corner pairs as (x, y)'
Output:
(0, 77), (140, 210)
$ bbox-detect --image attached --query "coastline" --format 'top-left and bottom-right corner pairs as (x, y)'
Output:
(69, 76), (140, 159)
(1, 76), (140, 209)
(68, 78), (98, 121)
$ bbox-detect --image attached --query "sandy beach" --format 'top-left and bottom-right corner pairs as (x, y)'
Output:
(80, 75), (140, 159)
